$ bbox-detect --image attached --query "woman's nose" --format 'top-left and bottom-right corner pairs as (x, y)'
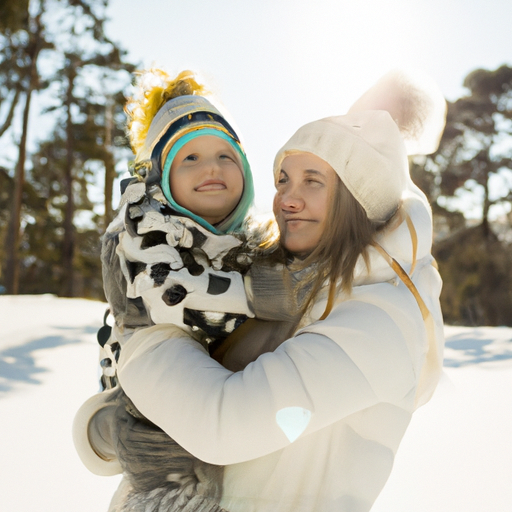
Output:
(276, 187), (304, 211)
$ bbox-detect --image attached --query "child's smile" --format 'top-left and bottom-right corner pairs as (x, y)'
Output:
(195, 178), (228, 192)
(168, 135), (244, 225)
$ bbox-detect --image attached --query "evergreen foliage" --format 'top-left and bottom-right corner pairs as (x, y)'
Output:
(0, 0), (135, 299)
(413, 64), (512, 325)
(0, 0), (30, 33)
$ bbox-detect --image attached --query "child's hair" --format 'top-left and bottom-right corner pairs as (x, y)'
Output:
(125, 69), (207, 156)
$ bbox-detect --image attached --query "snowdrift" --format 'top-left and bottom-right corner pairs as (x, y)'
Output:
(0, 295), (510, 511)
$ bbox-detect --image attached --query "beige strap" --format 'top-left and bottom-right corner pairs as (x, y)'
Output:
(372, 238), (440, 408)
(403, 210), (418, 275)
(372, 243), (430, 321)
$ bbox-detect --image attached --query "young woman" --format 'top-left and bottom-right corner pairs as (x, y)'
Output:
(103, 103), (446, 512)
(75, 70), (446, 512)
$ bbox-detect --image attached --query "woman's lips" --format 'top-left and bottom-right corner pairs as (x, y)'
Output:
(283, 218), (317, 229)
(284, 217), (315, 223)
(195, 180), (226, 192)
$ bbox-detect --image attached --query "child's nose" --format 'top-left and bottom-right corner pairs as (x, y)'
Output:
(205, 157), (222, 173)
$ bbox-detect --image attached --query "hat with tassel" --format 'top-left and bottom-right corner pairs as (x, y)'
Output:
(126, 69), (254, 233)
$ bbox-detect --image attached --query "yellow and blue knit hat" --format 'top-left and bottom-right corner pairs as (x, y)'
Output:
(127, 71), (254, 234)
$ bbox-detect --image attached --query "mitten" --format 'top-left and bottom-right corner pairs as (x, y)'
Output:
(112, 391), (224, 501)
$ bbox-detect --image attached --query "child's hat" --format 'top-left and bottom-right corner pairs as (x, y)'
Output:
(126, 69), (254, 233)
(136, 94), (241, 164)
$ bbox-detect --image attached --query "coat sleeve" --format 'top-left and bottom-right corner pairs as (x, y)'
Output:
(72, 388), (123, 476)
(117, 294), (421, 466)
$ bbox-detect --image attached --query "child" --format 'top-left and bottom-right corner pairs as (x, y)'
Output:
(103, 69), (256, 358)
(76, 69), (301, 512)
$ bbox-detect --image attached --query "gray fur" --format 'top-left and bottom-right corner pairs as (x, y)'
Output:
(112, 391), (226, 512)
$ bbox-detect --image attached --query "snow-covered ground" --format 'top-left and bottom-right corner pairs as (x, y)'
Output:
(0, 295), (511, 511)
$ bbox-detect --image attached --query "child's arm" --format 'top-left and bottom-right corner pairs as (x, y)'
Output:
(115, 181), (255, 330)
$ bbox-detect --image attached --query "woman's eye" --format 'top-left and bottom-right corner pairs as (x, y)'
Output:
(277, 172), (288, 184)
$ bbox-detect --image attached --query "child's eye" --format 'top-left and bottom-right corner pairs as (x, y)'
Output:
(220, 154), (234, 161)
(184, 154), (197, 162)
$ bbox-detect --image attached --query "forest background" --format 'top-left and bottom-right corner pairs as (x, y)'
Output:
(1, 0), (512, 326)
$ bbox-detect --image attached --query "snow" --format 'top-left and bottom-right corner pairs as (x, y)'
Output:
(0, 296), (511, 511)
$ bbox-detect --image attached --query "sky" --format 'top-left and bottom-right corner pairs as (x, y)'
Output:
(102, 0), (512, 214)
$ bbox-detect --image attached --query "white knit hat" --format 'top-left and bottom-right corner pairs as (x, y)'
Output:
(273, 110), (409, 223)
(273, 69), (446, 223)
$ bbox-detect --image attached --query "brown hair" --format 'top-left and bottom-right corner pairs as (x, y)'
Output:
(291, 174), (383, 317)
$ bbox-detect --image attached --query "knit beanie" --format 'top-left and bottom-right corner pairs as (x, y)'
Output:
(273, 111), (409, 223)
(273, 69), (446, 223)
(127, 71), (254, 234)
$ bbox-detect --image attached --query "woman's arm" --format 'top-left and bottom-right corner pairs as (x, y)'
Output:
(118, 294), (421, 466)
(72, 388), (123, 476)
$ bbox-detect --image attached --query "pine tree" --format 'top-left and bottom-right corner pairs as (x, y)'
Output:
(3, 0), (51, 294)
(413, 65), (512, 325)
(1, 0), (135, 296)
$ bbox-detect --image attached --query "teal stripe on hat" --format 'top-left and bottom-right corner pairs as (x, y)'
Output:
(161, 128), (254, 234)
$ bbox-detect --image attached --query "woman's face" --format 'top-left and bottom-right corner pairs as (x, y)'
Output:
(273, 152), (337, 257)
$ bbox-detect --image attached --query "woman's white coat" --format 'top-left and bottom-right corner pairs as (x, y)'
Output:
(107, 184), (444, 512)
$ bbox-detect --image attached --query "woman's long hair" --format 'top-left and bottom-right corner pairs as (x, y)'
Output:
(291, 174), (383, 317)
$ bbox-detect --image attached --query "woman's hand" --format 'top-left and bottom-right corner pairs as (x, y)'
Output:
(112, 392), (194, 492)
(212, 318), (297, 371)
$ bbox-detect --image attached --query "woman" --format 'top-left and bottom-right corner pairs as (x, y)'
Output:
(110, 103), (446, 511)
(77, 70), (446, 511)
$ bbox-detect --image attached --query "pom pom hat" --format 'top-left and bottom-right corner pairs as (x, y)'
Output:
(273, 68), (446, 223)
(274, 111), (409, 223)
(126, 69), (254, 234)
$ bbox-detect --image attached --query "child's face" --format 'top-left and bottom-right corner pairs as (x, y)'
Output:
(169, 135), (244, 225)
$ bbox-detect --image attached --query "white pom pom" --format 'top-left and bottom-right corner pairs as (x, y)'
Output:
(348, 68), (447, 156)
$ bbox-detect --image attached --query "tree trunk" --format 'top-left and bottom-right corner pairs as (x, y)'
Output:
(3, 12), (43, 294)
(0, 87), (22, 139)
(103, 97), (115, 229)
(482, 175), (491, 240)
(61, 63), (76, 297)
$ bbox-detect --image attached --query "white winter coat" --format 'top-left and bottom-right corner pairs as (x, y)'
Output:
(74, 184), (444, 512)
